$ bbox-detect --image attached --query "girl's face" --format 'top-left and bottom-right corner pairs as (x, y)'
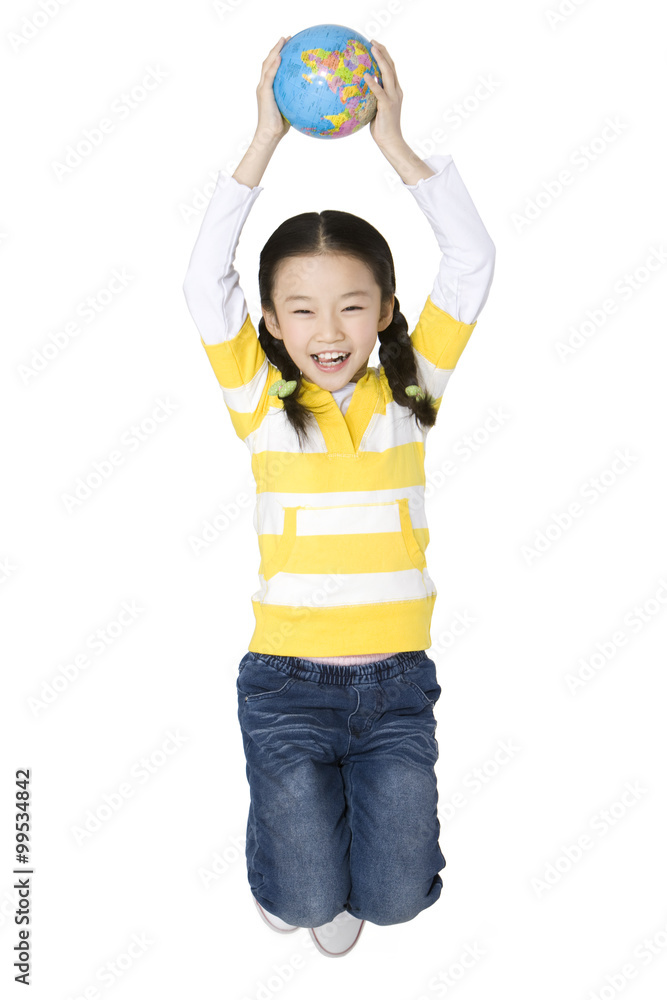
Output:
(262, 254), (394, 390)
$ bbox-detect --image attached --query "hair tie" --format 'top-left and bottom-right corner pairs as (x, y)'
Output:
(405, 384), (426, 402)
(268, 379), (297, 398)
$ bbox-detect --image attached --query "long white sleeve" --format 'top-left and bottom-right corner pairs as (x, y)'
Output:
(182, 170), (263, 346)
(403, 154), (495, 324)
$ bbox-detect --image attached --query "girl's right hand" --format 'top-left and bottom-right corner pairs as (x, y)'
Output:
(254, 36), (292, 146)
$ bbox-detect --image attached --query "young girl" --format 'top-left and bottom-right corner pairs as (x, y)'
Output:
(183, 36), (495, 958)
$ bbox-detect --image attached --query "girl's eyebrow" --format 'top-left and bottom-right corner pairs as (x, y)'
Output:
(284, 291), (372, 301)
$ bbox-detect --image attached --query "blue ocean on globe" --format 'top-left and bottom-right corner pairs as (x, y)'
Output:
(273, 23), (382, 139)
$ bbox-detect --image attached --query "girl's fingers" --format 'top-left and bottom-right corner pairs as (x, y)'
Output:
(370, 39), (395, 71)
(368, 40), (400, 99)
(260, 36), (290, 85)
(265, 35), (290, 63)
(364, 71), (382, 94)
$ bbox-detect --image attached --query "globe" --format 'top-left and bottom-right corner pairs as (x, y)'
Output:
(273, 24), (382, 139)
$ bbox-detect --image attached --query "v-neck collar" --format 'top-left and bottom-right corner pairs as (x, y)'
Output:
(299, 368), (380, 454)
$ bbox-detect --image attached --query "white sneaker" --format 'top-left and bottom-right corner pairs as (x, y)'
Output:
(309, 911), (365, 957)
(253, 897), (299, 933)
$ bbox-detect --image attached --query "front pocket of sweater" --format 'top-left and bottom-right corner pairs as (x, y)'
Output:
(262, 497), (426, 585)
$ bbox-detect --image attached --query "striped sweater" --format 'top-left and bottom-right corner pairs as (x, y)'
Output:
(183, 154), (495, 657)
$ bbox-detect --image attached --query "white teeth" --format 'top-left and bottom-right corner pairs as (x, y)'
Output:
(313, 352), (349, 361)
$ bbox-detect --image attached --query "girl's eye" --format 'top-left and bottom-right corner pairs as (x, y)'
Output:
(293, 306), (361, 314)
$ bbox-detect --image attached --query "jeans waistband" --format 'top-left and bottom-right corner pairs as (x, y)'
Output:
(240, 649), (427, 685)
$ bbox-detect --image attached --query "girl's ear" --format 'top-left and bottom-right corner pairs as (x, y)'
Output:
(378, 296), (395, 332)
(262, 306), (283, 340)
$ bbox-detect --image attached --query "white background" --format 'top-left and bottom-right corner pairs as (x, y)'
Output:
(2, 0), (666, 997)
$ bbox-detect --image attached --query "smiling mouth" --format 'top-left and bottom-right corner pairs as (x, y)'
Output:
(311, 352), (351, 371)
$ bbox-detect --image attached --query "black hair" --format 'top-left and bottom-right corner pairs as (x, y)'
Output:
(257, 208), (437, 448)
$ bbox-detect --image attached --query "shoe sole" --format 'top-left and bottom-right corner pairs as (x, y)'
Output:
(254, 898), (299, 933)
(309, 920), (365, 957)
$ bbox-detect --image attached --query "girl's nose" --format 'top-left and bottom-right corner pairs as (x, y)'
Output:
(318, 322), (347, 342)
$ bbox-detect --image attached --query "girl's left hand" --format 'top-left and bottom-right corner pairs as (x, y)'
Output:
(363, 40), (404, 149)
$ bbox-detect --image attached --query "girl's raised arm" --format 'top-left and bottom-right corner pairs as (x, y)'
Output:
(366, 41), (495, 411)
(182, 37), (291, 346)
(233, 35), (291, 189)
(182, 167), (263, 348)
(365, 40), (495, 322)
(401, 154), (495, 413)
(404, 153), (496, 325)
(182, 38), (291, 447)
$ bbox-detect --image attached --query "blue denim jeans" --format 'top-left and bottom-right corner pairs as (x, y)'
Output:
(236, 648), (446, 927)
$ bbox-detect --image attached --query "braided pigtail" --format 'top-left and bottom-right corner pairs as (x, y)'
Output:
(378, 296), (438, 430)
(257, 315), (316, 449)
